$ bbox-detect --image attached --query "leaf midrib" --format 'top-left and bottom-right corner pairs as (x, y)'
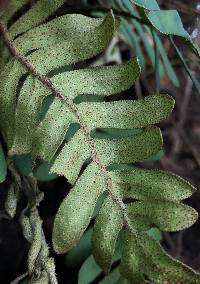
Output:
(0, 20), (139, 239)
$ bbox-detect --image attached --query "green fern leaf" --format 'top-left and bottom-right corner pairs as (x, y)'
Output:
(0, 3), (199, 283)
(8, 0), (66, 38)
(92, 196), (123, 273)
(92, 169), (197, 277)
(0, 12), (117, 149)
(120, 232), (200, 283)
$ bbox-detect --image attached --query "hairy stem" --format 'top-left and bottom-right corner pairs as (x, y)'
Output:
(10, 272), (29, 284)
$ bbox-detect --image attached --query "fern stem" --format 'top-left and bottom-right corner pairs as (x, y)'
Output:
(0, 21), (138, 236)
(10, 272), (29, 284)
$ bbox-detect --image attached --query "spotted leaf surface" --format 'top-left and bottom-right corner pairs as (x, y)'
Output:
(91, 167), (199, 280)
(52, 163), (105, 253)
(0, 2), (199, 283)
(120, 232), (200, 284)
(92, 197), (123, 273)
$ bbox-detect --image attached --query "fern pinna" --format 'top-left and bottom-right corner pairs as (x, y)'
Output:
(0, 1), (199, 283)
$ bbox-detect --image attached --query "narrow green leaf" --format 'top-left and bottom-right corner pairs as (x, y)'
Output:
(170, 36), (200, 95)
(53, 163), (104, 253)
(80, 95), (174, 130)
(120, 19), (145, 70)
(127, 201), (198, 231)
(51, 130), (90, 184)
(49, 58), (139, 99)
(154, 32), (180, 87)
(0, 141), (6, 183)
(31, 99), (73, 161)
(110, 168), (196, 202)
(92, 197), (123, 273)
(65, 228), (93, 268)
(96, 127), (163, 166)
(78, 255), (102, 284)
(14, 14), (115, 54)
(151, 28), (160, 94)
(92, 192), (108, 219)
(131, 20), (155, 65)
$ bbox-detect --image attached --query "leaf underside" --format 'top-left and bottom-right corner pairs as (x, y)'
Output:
(0, 1), (199, 283)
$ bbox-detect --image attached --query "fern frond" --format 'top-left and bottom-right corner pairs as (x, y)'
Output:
(0, 2), (199, 283)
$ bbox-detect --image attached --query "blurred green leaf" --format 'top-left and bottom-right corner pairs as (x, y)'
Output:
(78, 255), (102, 284)
(170, 36), (200, 95)
(79, 241), (122, 284)
(146, 227), (162, 242)
(99, 268), (121, 284)
(147, 149), (164, 161)
(153, 31), (180, 87)
(115, 277), (129, 284)
(131, 0), (160, 10)
(132, 19), (155, 65)
(13, 154), (32, 176)
(147, 10), (190, 38)
(34, 161), (58, 181)
(120, 19), (145, 70)
(151, 28), (160, 94)
(65, 228), (93, 268)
